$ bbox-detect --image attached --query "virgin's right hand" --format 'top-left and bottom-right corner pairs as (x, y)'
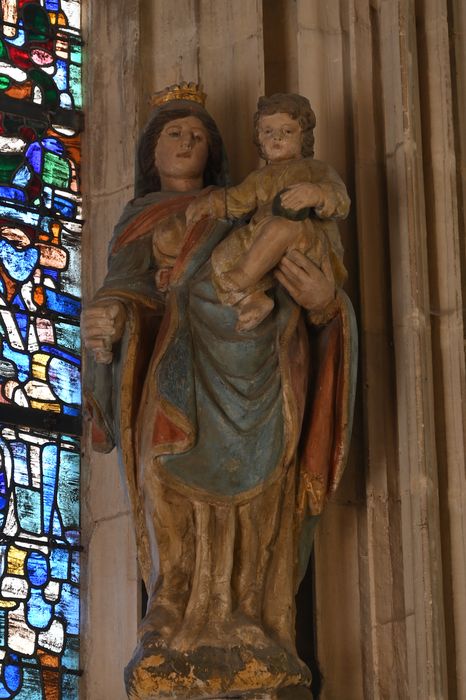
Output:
(81, 301), (126, 364)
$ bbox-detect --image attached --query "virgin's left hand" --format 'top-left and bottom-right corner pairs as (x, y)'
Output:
(280, 183), (323, 211)
(275, 249), (336, 311)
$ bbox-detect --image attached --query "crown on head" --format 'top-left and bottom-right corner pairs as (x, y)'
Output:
(151, 82), (207, 108)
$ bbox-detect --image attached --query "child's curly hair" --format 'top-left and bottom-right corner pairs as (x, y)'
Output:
(253, 93), (316, 160)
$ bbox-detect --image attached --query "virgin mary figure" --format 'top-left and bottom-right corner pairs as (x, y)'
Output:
(82, 83), (357, 699)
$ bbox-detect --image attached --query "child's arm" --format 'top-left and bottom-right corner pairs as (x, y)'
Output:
(186, 189), (227, 225)
(186, 171), (259, 225)
(280, 162), (350, 220)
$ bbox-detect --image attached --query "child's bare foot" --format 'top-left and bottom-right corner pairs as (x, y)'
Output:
(236, 292), (274, 332)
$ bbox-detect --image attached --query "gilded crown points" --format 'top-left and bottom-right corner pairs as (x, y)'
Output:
(151, 82), (207, 108)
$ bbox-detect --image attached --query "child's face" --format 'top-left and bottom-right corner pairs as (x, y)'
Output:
(258, 113), (303, 162)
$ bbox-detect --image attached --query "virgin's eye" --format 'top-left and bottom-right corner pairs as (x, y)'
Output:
(193, 133), (204, 142)
(166, 130), (181, 138)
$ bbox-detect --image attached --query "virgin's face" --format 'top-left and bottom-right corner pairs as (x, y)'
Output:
(154, 116), (209, 187)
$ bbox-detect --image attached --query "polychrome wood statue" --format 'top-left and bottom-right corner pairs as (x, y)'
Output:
(82, 83), (357, 700)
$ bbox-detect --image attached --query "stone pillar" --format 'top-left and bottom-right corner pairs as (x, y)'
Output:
(81, 2), (140, 698)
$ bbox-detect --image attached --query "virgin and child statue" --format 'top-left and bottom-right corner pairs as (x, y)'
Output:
(82, 83), (357, 699)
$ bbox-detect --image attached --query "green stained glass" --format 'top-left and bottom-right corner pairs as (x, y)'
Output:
(70, 43), (82, 65)
(0, 76), (10, 90)
(69, 65), (81, 109)
(43, 152), (71, 188)
(0, 155), (23, 182)
(23, 5), (50, 43)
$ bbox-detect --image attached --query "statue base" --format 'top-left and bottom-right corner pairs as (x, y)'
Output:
(125, 639), (312, 700)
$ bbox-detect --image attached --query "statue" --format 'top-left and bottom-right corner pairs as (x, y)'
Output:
(82, 83), (357, 700)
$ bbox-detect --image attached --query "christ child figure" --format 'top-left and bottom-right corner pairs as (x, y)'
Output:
(186, 93), (350, 331)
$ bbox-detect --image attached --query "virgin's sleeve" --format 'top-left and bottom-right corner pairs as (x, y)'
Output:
(299, 290), (358, 515)
(84, 235), (164, 452)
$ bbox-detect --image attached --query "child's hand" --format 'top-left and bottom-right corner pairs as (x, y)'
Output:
(280, 183), (324, 211)
(186, 197), (211, 226)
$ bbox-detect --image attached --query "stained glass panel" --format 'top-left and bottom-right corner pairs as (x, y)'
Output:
(0, 425), (80, 696)
(0, 2), (81, 697)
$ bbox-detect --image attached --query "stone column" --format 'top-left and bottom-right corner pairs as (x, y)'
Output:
(81, 2), (141, 699)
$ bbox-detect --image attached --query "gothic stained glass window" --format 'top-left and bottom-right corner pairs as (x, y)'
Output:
(0, 1), (82, 697)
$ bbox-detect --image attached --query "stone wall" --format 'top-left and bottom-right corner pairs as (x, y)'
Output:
(82, 1), (466, 698)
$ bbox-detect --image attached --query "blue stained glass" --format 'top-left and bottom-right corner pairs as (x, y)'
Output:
(42, 139), (65, 157)
(2, 345), (30, 383)
(15, 316), (27, 344)
(70, 552), (79, 584)
(41, 346), (79, 366)
(0, 188), (26, 204)
(25, 588), (53, 630)
(42, 445), (58, 535)
(52, 507), (63, 538)
(0, 470), (7, 509)
(39, 216), (53, 234)
(54, 60), (68, 92)
(57, 451), (79, 529)
(12, 167), (31, 188)
(11, 294), (26, 311)
(59, 93), (72, 109)
(55, 323), (80, 354)
(25, 144), (42, 174)
(0, 611), (5, 647)
(4, 28), (26, 47)
(64, 529), (78, 546)
(62, 406), (79, 416)
(62, 636), (79, 670)
(25, 552), (49, 587)
(42, 268), (59, 281)
(15, 486), (41, 533)
(12, 666), (41, 700)
(49, 548), (69, 579)
(44, 289), (80, 317)
(0, 241), (39, 282)
(12, 440), (28, 485)
(45, 0), (60, 10)
(42, 187), (52, 209)
(62, 673), (79, 699)
(56, 583), (79, 635)
(52, 195), (75, 218)
(48, 358), (79, 406)
(4, 656), (21, 693)
(0, 207), (39, 228)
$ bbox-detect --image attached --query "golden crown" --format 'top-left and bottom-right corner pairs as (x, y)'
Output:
(151, 82), (207, 108)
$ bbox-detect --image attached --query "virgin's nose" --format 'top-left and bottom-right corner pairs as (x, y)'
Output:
(180, 133), (194, 150)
